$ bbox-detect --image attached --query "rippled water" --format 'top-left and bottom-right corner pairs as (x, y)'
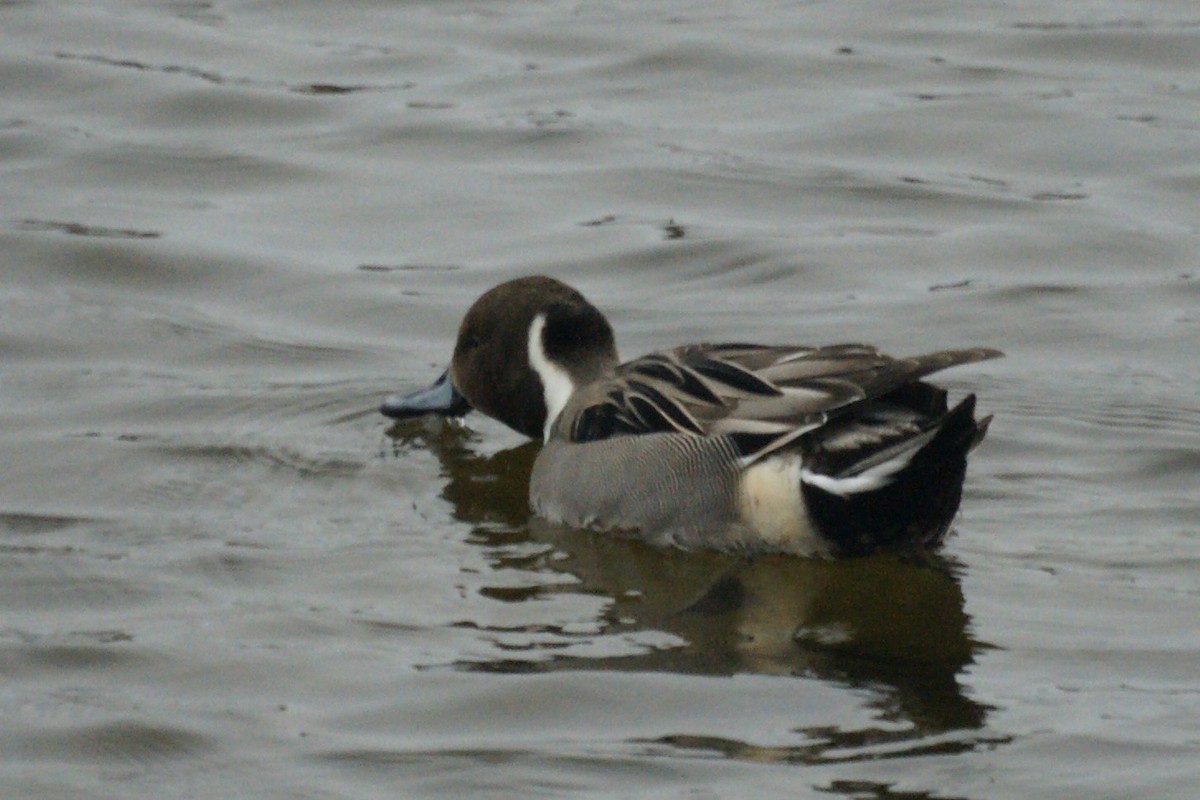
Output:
(3, 1), (1198, 798)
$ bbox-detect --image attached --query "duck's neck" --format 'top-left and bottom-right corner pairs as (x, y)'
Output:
(527, 313), (579, 441)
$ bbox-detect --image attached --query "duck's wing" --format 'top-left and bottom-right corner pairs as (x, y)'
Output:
(564, 342), (1002, 458)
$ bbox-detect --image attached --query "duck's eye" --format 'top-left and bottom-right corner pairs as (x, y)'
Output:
(460, 334), (484, 352)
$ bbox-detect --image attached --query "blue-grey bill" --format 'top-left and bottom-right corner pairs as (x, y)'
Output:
(380, 368), (472, 419)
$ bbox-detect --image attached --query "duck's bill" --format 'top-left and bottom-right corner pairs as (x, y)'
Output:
(380, 369), (472, 420)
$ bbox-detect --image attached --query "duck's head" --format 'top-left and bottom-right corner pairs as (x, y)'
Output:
(381, 276), (618, 440)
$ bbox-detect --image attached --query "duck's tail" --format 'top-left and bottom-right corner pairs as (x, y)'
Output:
(800, 394), (989, 557)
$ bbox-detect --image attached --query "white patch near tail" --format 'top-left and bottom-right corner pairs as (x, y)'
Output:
(800, 442), (919, 498)
(527, 313), (576, 441)
(738, 455), (825, 554)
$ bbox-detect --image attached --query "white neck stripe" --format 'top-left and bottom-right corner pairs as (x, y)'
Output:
(527, 313), (576, 441)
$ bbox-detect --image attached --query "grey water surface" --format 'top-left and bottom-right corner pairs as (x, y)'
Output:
(2, 1), (1199, 798)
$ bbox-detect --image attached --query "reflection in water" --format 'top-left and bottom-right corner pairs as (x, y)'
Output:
(817, 780), (974, 800)
(385, 420), (1006, 765)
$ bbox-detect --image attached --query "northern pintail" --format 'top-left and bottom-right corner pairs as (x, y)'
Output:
(382, 276), (1001, 557)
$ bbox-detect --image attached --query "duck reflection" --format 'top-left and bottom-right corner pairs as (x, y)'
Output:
(386, 419), (996, 750)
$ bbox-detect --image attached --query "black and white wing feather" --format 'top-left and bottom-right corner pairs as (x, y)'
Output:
(566, 342), (1001, 462)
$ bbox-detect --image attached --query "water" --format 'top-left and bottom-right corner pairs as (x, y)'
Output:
(2, 1), (1198, 797)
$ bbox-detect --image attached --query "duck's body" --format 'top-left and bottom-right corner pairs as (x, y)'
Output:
(383, 276), (1000, 557)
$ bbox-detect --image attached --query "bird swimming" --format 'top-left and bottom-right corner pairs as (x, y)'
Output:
(382, 276), (1001, 557)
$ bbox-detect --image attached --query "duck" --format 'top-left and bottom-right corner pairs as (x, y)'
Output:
(381, 275), (1001, 557)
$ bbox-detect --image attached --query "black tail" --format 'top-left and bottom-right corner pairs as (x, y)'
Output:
(802, 395), (985, 557)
